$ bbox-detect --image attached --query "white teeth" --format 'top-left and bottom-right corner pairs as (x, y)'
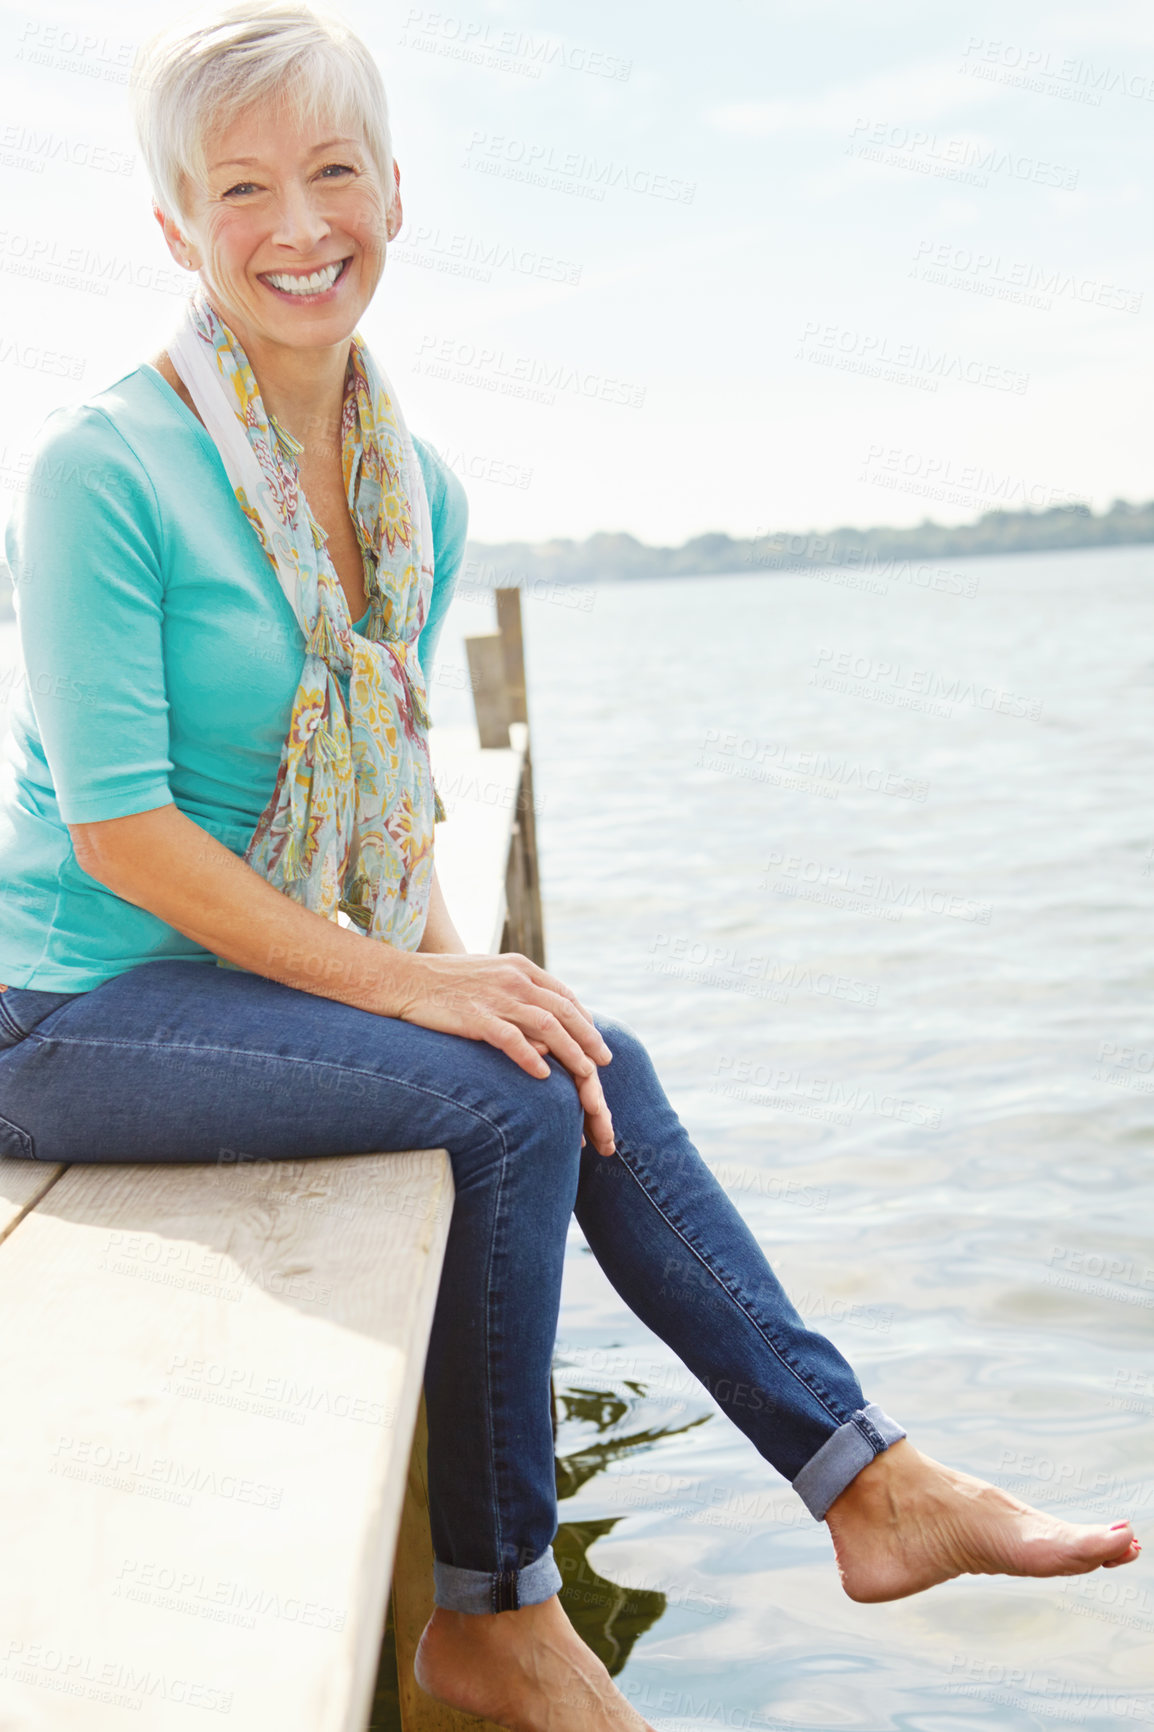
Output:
(264, 260), (345, 295)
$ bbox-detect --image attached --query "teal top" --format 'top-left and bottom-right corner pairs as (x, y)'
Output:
(0, 363), (468, 990)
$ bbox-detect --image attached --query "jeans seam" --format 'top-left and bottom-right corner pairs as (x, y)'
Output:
(485, 1134), (509, 1574)
(854, 1411), (886, 1451)
(611, 1139), (849, 1433)
(20, 1028), (514, 1126)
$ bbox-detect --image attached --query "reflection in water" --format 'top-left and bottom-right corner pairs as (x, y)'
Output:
(553, 1381), (712, 1674)
(555, 1518), (666, 1676)
(370, 1377), (706, 1725)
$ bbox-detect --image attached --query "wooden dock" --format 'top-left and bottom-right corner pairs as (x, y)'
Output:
(0, 589), (541, 1731)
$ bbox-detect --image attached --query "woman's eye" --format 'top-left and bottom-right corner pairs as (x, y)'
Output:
(221, 164), (352, 198)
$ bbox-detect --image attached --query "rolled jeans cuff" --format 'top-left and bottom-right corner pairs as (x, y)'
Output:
(433, 1544), (563, 1614)
(792, 1403), (907, 1521)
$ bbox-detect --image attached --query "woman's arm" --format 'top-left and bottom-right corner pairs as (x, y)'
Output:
(418, 865), (467, 955)
(70, 803), (615, 1152)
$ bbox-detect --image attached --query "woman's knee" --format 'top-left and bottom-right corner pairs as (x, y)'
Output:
(507, 1056), (586, 1149)
(450, 1051), (584, 1181)
(592, 1012), (658, 1094)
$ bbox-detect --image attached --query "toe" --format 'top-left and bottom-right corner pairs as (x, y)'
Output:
(1076, 1524), (1140, 1568)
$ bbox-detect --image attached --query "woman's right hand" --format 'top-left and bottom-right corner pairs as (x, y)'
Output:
(387, 951), (616, 1155)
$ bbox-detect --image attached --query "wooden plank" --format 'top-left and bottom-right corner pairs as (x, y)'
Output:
(494, 590), (527, 726)
(519, 755), (546, 969)
(0, 1148), (453, 1732)
(0, 1155), (65, 1246)
(463, 636), (511, 749)
(429, 726), (527, 957)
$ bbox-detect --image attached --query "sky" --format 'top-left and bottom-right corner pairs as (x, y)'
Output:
(0, 0), (1150, 546)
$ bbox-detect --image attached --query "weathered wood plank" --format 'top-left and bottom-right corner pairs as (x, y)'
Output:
(0, 1156), (64, 1245)
(494, 590), (527, 727)
(429, 725), (527, 958)
(0, 1148), (452, 1732)
(463, 636), (512, 749)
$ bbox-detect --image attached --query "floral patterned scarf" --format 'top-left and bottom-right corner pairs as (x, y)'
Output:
(167, 284), (440, 955)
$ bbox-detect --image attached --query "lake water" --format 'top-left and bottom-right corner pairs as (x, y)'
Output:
(423, 545), (1154, 1730)
(3, 545), (1153, 1729)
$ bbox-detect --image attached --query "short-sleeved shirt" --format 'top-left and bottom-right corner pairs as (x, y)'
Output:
(0, 362), (468, 990)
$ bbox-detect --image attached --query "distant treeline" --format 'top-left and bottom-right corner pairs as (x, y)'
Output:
(2, 498), (1152, 616)
(461, 498), (1154, 588)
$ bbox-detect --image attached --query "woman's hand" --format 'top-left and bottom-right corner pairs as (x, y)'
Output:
(389, 951), (616, 1155)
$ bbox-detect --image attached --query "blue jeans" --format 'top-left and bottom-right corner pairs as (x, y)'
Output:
(0, 960), (905, 1612)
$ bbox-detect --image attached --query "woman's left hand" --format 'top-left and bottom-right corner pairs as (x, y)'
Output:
(526, 1036), (604, 1151)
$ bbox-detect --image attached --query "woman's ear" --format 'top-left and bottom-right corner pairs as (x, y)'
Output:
(154, 203), (197, 269)
(386, 158), (403, 241)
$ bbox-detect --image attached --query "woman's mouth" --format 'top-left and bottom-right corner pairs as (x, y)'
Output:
(258, 256), (352, 302)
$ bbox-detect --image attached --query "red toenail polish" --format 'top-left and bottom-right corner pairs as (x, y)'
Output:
(1111, 1522), (1131, 1530)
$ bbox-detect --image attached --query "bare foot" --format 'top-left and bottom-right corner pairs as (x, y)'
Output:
(825, 1438), (1141, 1603)
(413, 1595), (655, 1731)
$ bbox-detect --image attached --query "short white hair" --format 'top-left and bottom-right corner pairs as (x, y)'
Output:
(130, 1), (393, 226)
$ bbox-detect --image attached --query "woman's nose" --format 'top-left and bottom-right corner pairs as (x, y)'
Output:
(269, 183), (331, 252)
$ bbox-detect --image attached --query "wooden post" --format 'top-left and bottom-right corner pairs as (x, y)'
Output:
(494, 589), (546, 969)
(495, 589), (527, 724)
(464, 589), (546, 968)
(464, 635), (512, 749)
(391, 1395), (505, 1732)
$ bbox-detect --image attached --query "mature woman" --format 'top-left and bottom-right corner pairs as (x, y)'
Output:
(0, 4), (1138, 1727)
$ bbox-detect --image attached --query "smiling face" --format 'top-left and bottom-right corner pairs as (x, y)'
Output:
(156, 93), (398, 365)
